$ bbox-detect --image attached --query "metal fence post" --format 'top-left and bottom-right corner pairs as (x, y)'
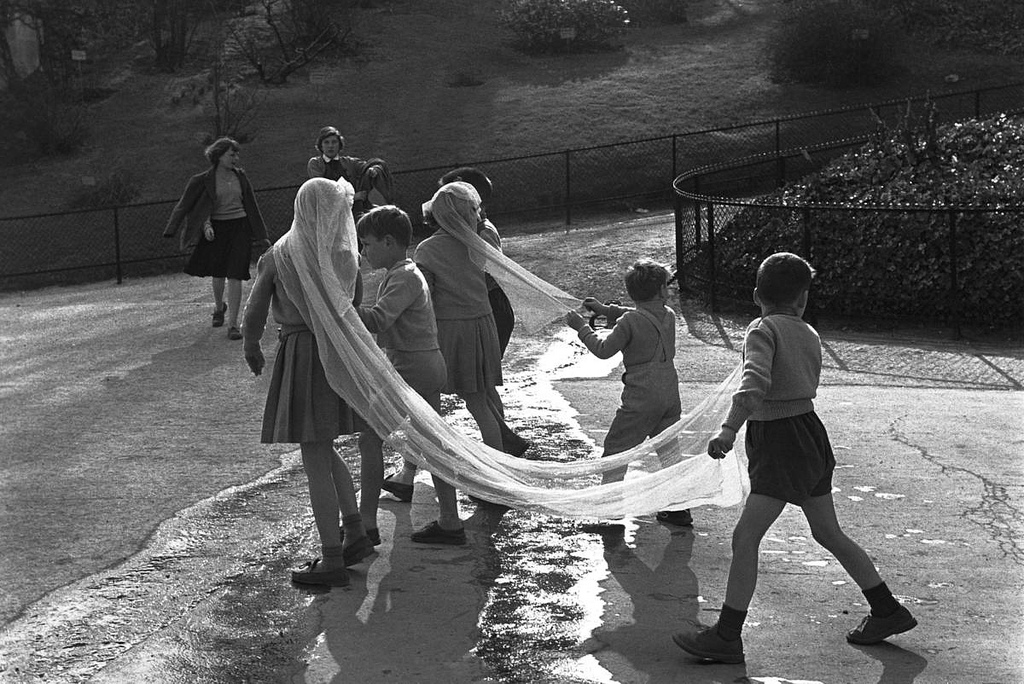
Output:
(671, 134), (678, 182)
(564, 149), (572, 226)
(707, 201), (717, 312)
(113, 206), (123, 284)
(948, 209), (961, 338)
(693, 175), (701, 249)
(674, 187), (684, 286)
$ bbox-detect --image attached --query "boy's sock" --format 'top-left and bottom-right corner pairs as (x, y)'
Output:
(862, 581), (901, 618)
(715, 604), (747, 641)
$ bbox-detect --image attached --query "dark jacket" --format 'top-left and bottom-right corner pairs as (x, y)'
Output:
(163, 167), (268, 251)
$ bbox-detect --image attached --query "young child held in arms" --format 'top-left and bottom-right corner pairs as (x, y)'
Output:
(566, 259), (692, 527)
(673, 252), (917, 664)
(355, 205), (465, 545)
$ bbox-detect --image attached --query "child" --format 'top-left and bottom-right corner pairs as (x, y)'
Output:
(381, 170), (529, 498)
(672, 252), (917, 664)
(242, 177), (374, 587)
(381, 183), (506, 507)
(438, 167), (531, 457)
(565, 259), (692, 527)
(354, 205), (464, 545)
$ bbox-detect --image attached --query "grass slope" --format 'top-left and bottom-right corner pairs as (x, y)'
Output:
(1, 0), (1022, 217)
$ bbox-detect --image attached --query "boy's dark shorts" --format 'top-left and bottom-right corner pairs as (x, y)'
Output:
(745, 411), (836, 505)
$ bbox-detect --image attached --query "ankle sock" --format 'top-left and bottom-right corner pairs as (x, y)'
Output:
(862, 581), (901, 618)
(716, 604), (747, 641)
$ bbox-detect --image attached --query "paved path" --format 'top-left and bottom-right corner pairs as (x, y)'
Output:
(0, 272), (1022, 683)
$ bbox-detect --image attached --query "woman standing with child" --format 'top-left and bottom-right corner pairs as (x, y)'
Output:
(164, 137), (270, 340)
(241, 177), (374, 587)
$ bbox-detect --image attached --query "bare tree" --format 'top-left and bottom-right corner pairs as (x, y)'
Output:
(148, 0), (203, 72)
(225, 0), (353, 84)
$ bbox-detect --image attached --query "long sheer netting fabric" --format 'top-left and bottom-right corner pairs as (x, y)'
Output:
(273, 178), (749, 519)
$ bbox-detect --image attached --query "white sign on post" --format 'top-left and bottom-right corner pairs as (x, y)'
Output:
(70, 50), (87, 61)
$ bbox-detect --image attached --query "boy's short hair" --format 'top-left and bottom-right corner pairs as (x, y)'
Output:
(204, 137), (239, 166)
(357, 205), (412, 247)
(438, 167), (492, 203)
(624, 259), (670, 302)
(755, 252), (816, 305)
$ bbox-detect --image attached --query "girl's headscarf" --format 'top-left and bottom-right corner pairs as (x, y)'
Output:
(422, 181), (579, 332)
(274, 177), (359, 323)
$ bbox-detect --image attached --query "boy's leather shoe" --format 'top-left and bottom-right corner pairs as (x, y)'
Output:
(672, 625), (745, 664)
(846, 605), (918, 644)
(411, 521), (466, 545)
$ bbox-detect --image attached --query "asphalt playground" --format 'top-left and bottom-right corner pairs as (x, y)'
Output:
(0, 267), (1022, 683)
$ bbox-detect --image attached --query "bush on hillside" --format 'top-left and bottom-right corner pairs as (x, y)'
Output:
(862, 0), (1024, 55)
(766, 0), (902, 87)
(499, 0), (630, 54)
(0, 82), (91, 157)
(712, 113), (1024, 327)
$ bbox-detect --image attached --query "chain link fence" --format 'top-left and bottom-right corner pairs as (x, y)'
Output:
(3, 81), (1023, 291)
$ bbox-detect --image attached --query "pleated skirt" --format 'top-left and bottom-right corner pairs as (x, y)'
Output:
(261, 328), (365, 443)
(436, 313), (503, 395)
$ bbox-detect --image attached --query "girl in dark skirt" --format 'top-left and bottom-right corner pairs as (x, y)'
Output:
(242, 177), (373, 588)
(164, 137), (271, 340)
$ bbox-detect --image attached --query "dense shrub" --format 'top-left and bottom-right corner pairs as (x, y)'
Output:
(499, 0), (630, 54)
(713, 113), (1024, 327)
(863, 0), (1024, 55)
(0, 82), (90, 158)
(765, 0), (902, 87)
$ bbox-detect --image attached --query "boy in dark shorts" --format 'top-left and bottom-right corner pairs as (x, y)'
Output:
(672, 252), (917, 664)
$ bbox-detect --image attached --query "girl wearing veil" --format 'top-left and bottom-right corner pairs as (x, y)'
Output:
(242, 177), (374, 587)
(381, 182), (506, 503)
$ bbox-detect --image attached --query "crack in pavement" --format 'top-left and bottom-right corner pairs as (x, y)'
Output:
(889, 416), (1023, 566)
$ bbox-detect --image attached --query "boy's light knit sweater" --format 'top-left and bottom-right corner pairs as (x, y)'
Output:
(724, 312), (822, 430)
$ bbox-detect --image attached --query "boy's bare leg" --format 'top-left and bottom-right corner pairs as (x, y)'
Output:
(800, 493), (883, 588)
(723, 493), (787, 610)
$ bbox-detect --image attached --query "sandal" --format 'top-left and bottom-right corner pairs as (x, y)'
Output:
(291, 558), (350, 587)
(211, 302), (227, 327)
